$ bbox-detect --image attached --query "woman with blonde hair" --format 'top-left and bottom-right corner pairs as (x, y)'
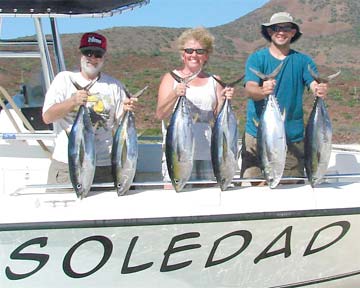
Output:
(156, 27), (234, 183)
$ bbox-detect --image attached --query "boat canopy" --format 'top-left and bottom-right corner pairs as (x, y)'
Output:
(0, 0), (149, 17)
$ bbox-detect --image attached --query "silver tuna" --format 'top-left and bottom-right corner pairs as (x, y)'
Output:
(210, 75), (243, 191)
(165, 71), (200, 192)
(68, 105), (96, 199)
(304, 97), (332, 187)
(257, 93), (287, 188)
(304, 65), (340, 187)
(111, 109), (138, 196)
(250, 63), (286, 188)
(165, 95), (194, 192)
(211, 98), (238, 190)
(111, 86), (147, 196)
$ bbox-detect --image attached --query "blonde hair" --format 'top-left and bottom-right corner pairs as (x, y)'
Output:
(177, 27), (214, 54)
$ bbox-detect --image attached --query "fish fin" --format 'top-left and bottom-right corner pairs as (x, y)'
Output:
(193, 113), (199, 123)
(169, 71), (183, 83)
(69, 77), (83, 90)
(308, 64), (323, 83)
(268, 62), (283, 79)
(327, 70), (341, 82)
(212, 75), (227, 88)
(249, 67), (267, 81)
(131, 85), (149, 99)
(228, 75), (245, 87)
(250, 63), (283, 81)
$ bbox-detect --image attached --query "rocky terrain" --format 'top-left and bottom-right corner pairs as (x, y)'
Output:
(1, 0), (359, 143)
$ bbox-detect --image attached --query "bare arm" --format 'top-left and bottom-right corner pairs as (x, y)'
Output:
(156, 72), (185, 120)
(245, 80), (276, 101)
(42, 90), (88, 124)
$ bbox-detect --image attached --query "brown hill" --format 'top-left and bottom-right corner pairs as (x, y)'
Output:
(1, 0), (359, 143)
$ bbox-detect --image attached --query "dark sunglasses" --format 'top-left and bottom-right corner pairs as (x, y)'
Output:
(183, 48), (208, 55)
(270, 25), (294, 32)
(81, 49), (105, 58)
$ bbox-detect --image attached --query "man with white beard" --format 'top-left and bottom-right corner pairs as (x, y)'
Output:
(43, 32), (136, 185)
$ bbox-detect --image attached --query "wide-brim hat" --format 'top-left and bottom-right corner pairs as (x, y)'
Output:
(261, 12), (302, 43)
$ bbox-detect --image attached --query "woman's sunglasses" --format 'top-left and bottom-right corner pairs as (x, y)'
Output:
(81, 49), (105, 58)
(270, 25), (294, 32)
(183, 48), (207, 55)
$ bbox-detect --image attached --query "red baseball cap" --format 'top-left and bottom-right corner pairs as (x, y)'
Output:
(79, 32), (107, 52)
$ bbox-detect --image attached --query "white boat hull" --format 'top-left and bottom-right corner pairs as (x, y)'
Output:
(1, 181), (360, 287)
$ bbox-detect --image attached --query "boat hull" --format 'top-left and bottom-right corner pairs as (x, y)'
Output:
(1, 183), (360, 287)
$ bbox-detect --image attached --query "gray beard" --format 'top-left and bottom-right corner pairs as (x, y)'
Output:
(80, 58), (104, 78)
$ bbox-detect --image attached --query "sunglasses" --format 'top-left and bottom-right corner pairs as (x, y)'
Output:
(81, 49), (105, 58)
(270, 25), (294, 32)
(183, 48), (208, 55)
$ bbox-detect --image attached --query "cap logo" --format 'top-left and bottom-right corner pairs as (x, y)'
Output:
(88, 36), (102, 45)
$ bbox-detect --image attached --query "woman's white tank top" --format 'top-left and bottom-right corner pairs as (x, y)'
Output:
(172, 73), (217, 160)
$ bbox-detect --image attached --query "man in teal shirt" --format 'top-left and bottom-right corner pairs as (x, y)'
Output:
(240, 12), (329, 184)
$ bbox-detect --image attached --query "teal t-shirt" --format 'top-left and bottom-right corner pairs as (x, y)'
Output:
(244, 48), (317, 142)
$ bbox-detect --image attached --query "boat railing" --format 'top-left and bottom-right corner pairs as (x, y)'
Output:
(9, 173), (360, 197)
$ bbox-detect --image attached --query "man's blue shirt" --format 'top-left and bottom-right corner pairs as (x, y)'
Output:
(244, 48), (317, 142)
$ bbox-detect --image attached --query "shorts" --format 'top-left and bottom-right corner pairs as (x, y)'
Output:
(240, 133), (305, 179)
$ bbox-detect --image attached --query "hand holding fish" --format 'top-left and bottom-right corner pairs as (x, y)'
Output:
(174, 83), (187, 97)
(308, 64), (341, 99)
(123, 97), (138, 112)
(312, 82), (328, 99)
(221, 87), (234, 100)
(71, 90), (89, 106)
(261, 79), (276, 97)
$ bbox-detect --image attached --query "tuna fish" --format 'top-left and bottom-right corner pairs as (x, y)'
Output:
(304, 65), (340, 187)
(211, 75), (244, 191)
(68, 77), (99, 199)
(165, 70), (200, 191)
(68, 105), (96, 199)
(250, 63), (287, 188)
(111, 86), (147, 196)
(257, 93), (287, 188)
(304, 96), (332, 187)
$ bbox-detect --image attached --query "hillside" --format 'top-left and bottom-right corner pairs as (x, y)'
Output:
(1, 0), (359, 143)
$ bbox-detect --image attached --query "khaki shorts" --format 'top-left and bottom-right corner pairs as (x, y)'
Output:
(47, 159), (113, 185)
(240, 133), (305, 179)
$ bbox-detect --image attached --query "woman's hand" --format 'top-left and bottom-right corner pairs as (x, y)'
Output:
(174, 83), (187, 97)
(221, 87), (234, 100)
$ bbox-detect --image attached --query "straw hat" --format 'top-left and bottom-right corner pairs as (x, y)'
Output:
(261, 12), (302, 43)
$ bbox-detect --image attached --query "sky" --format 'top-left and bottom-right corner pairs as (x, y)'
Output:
(0, 0), (269, 39)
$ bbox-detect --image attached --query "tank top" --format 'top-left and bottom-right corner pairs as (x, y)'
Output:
(172, 72), (217, 160)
